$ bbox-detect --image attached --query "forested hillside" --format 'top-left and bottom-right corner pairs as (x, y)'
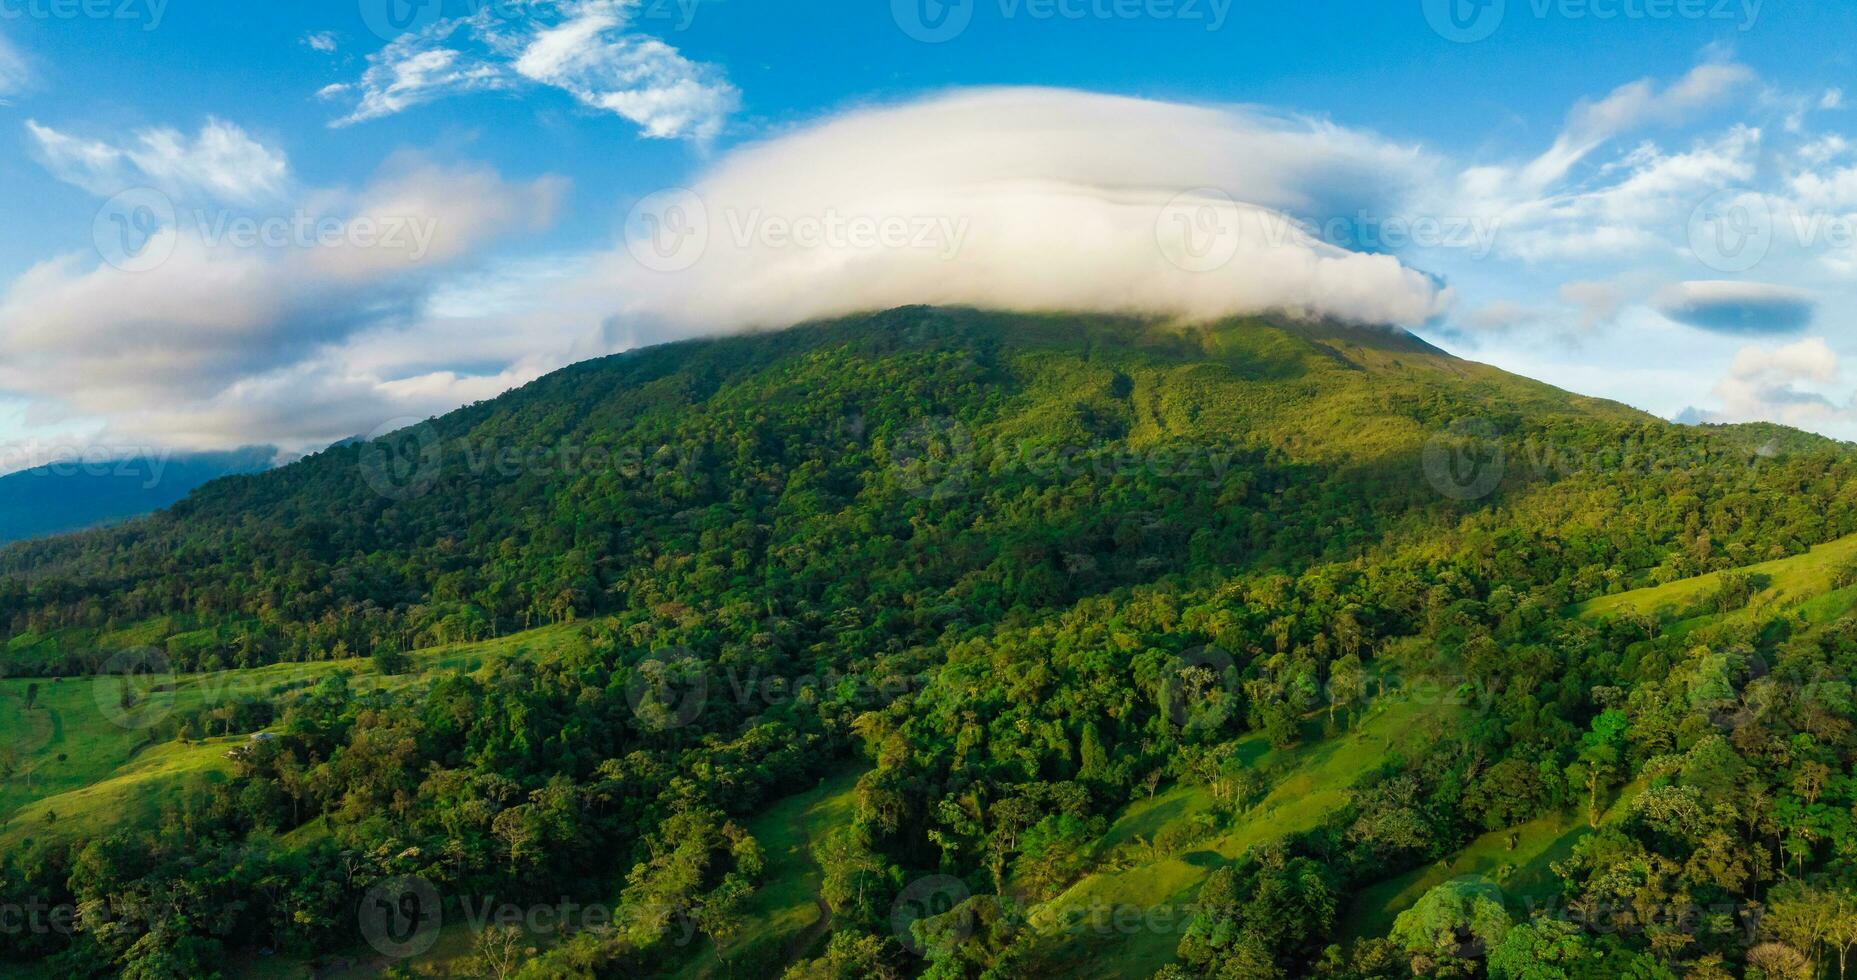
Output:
(2, 308), (1854, 979)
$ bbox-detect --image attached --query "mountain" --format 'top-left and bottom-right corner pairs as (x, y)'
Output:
(0, 307), (1650, 668)
(0, 445), (276, 545)
(1, 308), (1854, 980)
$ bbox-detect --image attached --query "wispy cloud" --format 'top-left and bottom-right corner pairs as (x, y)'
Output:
(327, 0), (737, 141)
(26, 118), (290, 203)
(0, 32), (28, 101)
(325, 20), (509, 126)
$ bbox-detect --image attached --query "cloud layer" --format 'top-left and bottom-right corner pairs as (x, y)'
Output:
(0, 150), (563, 451)
(601, 87), (1452, 334)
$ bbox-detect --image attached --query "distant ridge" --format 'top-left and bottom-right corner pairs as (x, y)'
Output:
(0, 446), (277, 544)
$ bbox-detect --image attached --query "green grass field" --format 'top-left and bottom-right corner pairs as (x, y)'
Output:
(1339, 778), (1646, 942)
(0, 625), (585, 851)
(1019, 690), (1462, 977)
(1578, 530), (1857, 624)
(667, 766), (863, 979)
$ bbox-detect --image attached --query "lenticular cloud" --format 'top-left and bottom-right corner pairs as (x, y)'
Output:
(605, 87), (1453, 332)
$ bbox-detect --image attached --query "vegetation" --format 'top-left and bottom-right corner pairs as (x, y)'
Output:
(0, 307), (1854, 978)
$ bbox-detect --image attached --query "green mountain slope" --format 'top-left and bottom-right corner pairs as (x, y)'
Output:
(0, 308), (1651, 673)
(2, 308), (1855, 980)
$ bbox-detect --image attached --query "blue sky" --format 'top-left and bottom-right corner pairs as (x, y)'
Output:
(0, 0), (1854, 466)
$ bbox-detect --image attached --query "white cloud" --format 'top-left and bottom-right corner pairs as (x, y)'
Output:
(594, 88), (1450, 334)
(1469, 124), (1762, 263)
(1687, 337), (1853, 439)
(26, 118), (290, 203)
(0, 160), (563, 450)
(1559, 279), (1626, 330)
(1463, 301), (1543, 332)
(1727, 336), (1838, 386)
(0, 32), (26, 99)
(331, 22), (508, 126)
(513, 0), (737, 140)
(303, 31), (338, 53)
(1788, 165), (1857, 210)
(95, 355), (553, 452)
(329, 0), (736, 141)
(1517, 62), (1754, 191)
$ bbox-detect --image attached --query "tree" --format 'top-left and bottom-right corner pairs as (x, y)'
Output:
(1827, 891), (1857, 980)
(696, 874), (753, 966)
(1390, 878), (1512, 967)
(780, 931), (902, 980)
(1746, 943), (1814, 980)
(814, 827), (885, 918)
(1765, 882), (1838, 976)
(471, 925), (528, 980)
(1327, 655), (1366, 728)
(1486, 918), (1594, 980)
(371, 643), (410, 676)
(1570, 709), (1627, 827)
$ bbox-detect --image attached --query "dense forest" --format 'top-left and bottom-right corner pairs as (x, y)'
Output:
(2, 308), (1855, 978)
